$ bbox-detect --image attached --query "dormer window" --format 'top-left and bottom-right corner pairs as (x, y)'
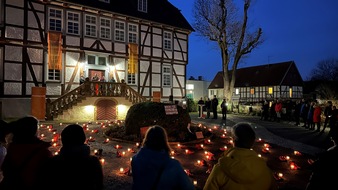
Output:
(99, 0), (110, 3)
(138, 0), (147, 13)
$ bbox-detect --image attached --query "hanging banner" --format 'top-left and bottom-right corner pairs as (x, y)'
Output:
(48, 31), (62, 70)
(128, 43), (138, 74)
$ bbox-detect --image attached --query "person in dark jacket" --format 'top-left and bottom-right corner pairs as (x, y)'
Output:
(0, 116), (52, 190)
(211, 95), (219, 119)
(306, 124), (338, 190)
(205, 98), (211, 119)
(131, 125), (194, 190)
(39, 124), (103, 190)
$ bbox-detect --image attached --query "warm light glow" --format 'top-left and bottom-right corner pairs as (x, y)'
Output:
(193, 180), (197, 185)
(258, 154), (261, 157)
(84, 105), (95, 113)
(117, 104), (129, 119)
(278, 173), (283, 178)
(268, 87), (273, 94)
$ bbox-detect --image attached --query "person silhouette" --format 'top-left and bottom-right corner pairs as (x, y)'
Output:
(0, 116), (52, 190)
(131, 125), (194, 190)
(203, 122), (278, 190)
(39, 124), (103, 190)
(306, 124), (338, 190)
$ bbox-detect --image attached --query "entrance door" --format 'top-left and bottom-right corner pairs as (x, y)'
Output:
(96, 99), (117, 120)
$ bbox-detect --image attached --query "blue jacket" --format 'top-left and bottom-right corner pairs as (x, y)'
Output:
(131, 147), (194, 190)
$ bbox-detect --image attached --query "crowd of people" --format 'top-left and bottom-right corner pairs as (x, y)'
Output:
(1, 104), (337, 189)
(260, 99), (338, 135)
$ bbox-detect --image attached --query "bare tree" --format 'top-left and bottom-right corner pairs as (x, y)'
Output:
(309, 58), (338, 81)
(193, 0), (262, 101)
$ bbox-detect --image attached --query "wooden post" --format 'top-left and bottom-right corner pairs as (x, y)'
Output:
(31, 87), (46, 120)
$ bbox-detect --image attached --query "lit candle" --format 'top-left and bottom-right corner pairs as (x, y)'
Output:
(193, 180), (197, 185)
(119, 168), (124, 173)
(258, 154), (262, 157)
(278, 173), (283, 178)
(197, 160), (201, 165)
(177, 143), (181, 147)
(100, 158), (105, 165)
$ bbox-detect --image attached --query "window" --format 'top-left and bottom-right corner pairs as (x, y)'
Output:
(48, 69), (61, 81)
(128, 24), (138, 43)
(162, 65), (171, 87)
(138, 0), (147, 13)
(268, 87), (273, 94)
(186, 84), (194, 90)
(85, 15), (97, 37)
(164, 31), (172, 50)
(115, 21), (125, 42)
(127, 73), (136, 85)
(49, 8), (62, 31)
(100, 18), (111, 39)
(250, 88), (254, 95)
(87, 55), (106, 66)
(67, 12), (80, 35)
(235, 88), (239, 95)
(289, 87), (293, 98)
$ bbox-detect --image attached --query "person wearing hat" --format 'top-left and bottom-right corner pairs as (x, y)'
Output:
(0, 116), (52, 190)
(39, 124), (103, 190)
(306, 124), (338, 190)
(203, 122), (277, 190)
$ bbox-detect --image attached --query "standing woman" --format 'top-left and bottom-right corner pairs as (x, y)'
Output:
(131, 125), (194, 190)
(313, 102), (322, 132)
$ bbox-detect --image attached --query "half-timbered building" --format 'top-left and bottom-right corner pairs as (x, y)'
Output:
(208, 61), (304, 104)
(0, 0), (193, 120)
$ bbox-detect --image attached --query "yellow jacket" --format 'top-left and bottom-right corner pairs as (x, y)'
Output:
(204, 147), (277, 190)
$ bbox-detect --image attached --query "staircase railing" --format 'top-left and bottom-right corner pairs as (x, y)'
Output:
(45, 80), (146, 120)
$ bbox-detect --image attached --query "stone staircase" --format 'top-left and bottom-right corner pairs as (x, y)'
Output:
(45, 80), (146, 120)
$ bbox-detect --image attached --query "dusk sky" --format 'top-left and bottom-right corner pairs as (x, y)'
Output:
(168, 0), (338, 81)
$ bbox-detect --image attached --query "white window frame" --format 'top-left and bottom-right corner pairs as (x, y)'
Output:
(48, 8), (63, 32)
(138, 0), (147, 13)
(66, 11), (80, 35)
(87, 54), (107, 66)
(85, 14), (97, 37)
(127, 73), (136, 85)
(115, 21), (125, 42)
(163, 31), (172, 50)
(100, 17), (111, 39)
(128, 23), (138, 43)
(48, 69), (61, 81)
(162, 65), (172, 87)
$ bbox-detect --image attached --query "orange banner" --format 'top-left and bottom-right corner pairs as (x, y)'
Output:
(48, 32), (62, 70)
(128, 43), (138, 74)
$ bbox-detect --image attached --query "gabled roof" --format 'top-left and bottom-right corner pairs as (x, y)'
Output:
(60, 0), (194, 32)
(208, 61), (304, 89)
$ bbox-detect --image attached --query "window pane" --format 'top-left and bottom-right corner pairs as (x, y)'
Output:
(88, 55), (95, 64)
(98, 57), (106, 65)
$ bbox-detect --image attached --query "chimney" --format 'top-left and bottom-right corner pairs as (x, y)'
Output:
(198, 76), (203, 80)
